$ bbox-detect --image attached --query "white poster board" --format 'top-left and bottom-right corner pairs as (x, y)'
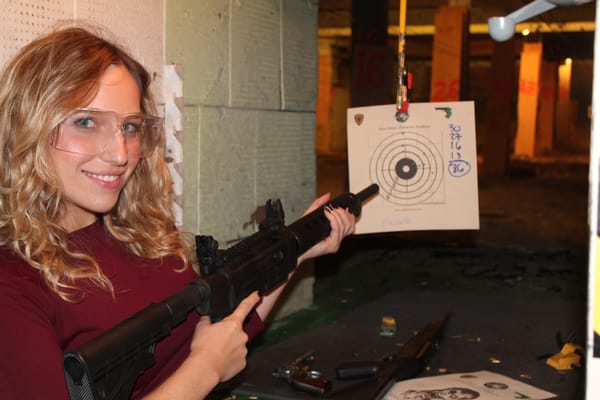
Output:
(586, 2), (600, 399)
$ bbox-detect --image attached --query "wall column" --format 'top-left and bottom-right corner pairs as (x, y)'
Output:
(316, 40), (333, 154)
(350, 0), (392, 107)
(555, 59), (578, 149)
(482, 40), (515, 175)
(537, 62), (558, 153)
(514, 41), (543, 157)
(430, 5), (469, 101)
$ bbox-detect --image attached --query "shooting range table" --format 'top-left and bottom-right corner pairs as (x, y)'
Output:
(224, 290), (585, 399)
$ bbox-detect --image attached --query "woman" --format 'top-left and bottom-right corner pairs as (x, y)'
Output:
(0, 25), (355, 399)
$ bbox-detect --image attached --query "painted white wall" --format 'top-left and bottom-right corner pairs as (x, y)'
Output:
(165, 0), (319, 242)
(586, 2), (600, 398)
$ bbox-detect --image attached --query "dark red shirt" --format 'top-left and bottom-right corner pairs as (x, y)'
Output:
(0, 220), (263, 399)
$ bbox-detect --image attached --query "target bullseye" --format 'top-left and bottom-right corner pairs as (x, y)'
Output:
(395, 157), (418, 180)
(369, 131), (443, 205)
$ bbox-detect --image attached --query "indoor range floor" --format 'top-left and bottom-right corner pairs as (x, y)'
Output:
(230, 153), (591, 399)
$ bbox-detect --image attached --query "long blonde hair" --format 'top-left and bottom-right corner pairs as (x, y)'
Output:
(0, 25), (191, 301)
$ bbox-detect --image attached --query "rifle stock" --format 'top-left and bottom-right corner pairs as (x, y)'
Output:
(63, 184), (379, 400)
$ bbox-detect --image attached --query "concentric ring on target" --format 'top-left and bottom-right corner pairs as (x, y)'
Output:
(369, 131), (443, 205)
(395, 157), (418, 180)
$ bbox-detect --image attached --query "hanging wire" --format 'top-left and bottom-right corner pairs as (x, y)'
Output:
(395, 0), (410, 122)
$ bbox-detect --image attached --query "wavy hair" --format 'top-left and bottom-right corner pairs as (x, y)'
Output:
(0, 24), (191, 301)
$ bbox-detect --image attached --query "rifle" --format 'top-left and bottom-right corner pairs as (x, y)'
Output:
(62, 184), (379, 400)
(332, 311), (453, 399)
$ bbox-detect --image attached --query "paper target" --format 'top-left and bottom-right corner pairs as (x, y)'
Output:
(369, 131), (444, 206)
(348, 102), (479, 234)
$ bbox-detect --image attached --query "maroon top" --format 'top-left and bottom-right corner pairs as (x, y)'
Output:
(0, 220), (264, 399)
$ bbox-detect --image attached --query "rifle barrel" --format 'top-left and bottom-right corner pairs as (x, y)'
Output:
(355, 183), (379, 202)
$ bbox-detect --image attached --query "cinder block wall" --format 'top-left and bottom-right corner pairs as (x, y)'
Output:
(165, 0), (320, 317)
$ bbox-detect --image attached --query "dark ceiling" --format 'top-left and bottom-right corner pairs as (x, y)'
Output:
(318, 1), (596, 61)
(319, 0), (597, 27)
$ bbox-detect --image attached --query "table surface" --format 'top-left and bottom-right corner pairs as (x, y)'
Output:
(221, 289), (585, 399)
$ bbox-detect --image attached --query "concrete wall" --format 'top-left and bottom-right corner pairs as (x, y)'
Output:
(165, 0), (320, 316)
(0, 2), (164, 86)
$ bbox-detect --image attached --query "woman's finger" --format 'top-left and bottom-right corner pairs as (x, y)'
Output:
(227, 291), (261, 322)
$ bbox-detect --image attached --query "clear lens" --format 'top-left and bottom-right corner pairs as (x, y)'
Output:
(53, 108), (162, 157)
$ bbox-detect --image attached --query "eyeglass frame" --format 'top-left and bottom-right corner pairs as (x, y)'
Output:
(51, 107), (164, 157)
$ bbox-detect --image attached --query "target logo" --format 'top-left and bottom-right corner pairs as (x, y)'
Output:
(369, 131), (444, 206)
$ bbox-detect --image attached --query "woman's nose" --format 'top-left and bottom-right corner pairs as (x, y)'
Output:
(99, 130), (128, 165)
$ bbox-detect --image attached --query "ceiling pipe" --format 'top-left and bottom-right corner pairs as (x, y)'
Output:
(488, 0), (594, 42)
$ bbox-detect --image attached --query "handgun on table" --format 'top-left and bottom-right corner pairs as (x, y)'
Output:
(273, 350), (332, 396)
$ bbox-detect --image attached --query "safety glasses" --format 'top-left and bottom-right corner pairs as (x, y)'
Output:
(52, 108), (163, 157)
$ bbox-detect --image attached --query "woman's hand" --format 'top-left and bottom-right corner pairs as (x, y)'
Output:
(189, 291), (261, 382)
(297, 193), (356, 264)
(144, 292), (262, 400)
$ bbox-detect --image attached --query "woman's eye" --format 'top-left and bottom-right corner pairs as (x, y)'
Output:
(123, 120), (142, 134)
(73, 117), (96, 129)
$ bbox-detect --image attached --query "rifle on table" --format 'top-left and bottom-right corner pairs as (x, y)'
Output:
(62, 184), (379, 400)
(331, 311), (453, 399)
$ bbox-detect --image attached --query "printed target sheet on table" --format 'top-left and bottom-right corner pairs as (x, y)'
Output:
(347, 102), (479, 234)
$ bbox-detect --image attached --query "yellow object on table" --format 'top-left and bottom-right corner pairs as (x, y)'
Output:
(546, 342), (584, 370)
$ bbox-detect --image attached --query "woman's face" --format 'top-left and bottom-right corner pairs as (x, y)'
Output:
(50, 64), (142, 232)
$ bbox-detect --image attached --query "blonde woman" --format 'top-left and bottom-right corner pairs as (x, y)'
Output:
(0, 26), (355, 399)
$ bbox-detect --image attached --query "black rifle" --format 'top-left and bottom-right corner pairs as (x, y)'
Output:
(332, 311), (453, 399)
(62, 184), (379, 400)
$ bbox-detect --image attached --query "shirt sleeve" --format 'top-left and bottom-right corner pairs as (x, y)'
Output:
(243, 310), (265, 341)
(0, 279), (70, 400)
